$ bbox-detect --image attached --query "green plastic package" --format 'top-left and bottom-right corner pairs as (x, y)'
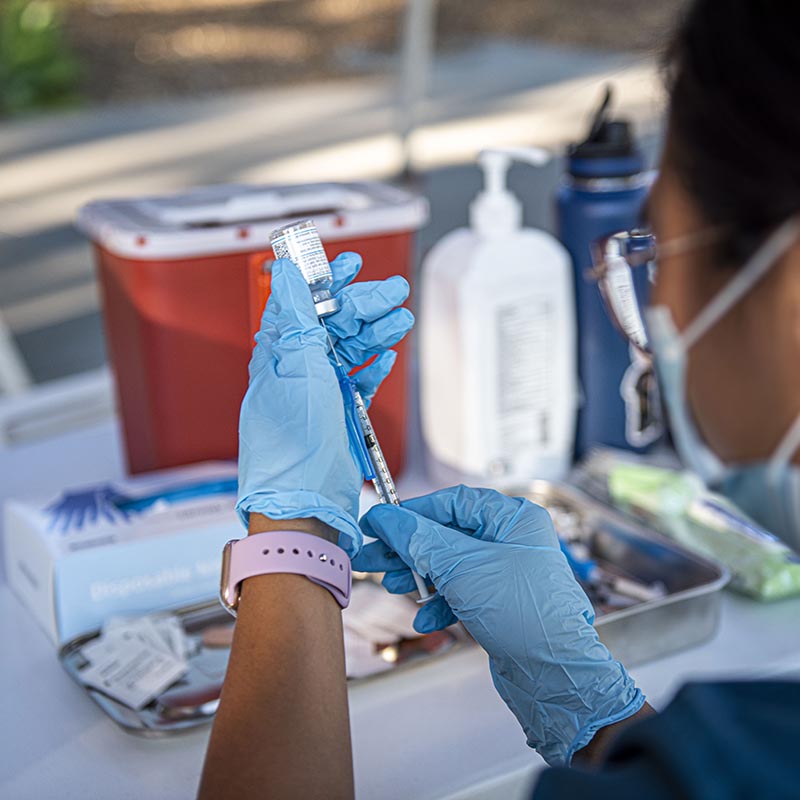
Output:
(607, 463), (800, 601)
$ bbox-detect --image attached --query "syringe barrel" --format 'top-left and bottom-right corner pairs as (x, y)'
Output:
(352, 388), (401, 505)
(270, 219), (341, 317)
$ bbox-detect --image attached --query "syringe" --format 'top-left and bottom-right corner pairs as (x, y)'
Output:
(270, 219), (432, 604)
(322, 322), (432, 603)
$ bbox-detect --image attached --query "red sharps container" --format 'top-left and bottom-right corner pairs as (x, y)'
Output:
(77, 182), (428, 475)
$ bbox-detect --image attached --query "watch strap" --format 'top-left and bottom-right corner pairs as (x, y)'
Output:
(221, 531), (351, 613)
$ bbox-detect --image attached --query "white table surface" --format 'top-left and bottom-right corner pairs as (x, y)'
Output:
(2, 402), (800, 800)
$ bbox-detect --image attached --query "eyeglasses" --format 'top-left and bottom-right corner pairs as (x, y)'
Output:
(587, 227), (723, 356)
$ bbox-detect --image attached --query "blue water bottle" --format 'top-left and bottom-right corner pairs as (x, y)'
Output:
(556, 87), (661, 457)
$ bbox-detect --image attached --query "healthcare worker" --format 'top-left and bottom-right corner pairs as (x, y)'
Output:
(199, 1), (800, 797)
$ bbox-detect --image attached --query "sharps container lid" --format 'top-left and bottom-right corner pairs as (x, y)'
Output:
(76, 181), (429, 260)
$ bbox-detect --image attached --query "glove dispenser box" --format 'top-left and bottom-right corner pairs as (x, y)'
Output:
(77, 182), (428, 475)
(3, 463), (240, 645)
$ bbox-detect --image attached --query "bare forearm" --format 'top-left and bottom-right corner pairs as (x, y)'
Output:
(198, 514), (353, 800)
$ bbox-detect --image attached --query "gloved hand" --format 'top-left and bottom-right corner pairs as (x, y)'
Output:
(236, 253), (413, 556)
(352, 485), (645, 765)
(321, 252), (410, 371)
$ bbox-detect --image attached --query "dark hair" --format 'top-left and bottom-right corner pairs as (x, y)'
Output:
(664, 0), (800, 264)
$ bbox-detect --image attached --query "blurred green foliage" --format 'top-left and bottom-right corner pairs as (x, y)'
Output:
(0, 0), (81, 115)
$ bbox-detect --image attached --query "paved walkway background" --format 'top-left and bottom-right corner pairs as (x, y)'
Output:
(0, 39), (664, 385)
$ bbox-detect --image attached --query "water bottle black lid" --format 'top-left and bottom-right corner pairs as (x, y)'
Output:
(567, 86), (644, 178)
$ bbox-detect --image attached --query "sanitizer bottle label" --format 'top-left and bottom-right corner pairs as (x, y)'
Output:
(494, 296), (554, 472)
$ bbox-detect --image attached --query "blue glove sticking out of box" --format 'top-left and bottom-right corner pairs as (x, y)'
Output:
(46, 479), (240, 533)
(236, 253), (414, 556)
(46, 485), (137, 532)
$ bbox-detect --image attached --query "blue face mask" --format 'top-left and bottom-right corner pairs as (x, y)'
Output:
(645, 217), (800, 550)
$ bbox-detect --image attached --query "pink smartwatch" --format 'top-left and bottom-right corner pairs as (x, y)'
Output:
(220, 531), (352, 615)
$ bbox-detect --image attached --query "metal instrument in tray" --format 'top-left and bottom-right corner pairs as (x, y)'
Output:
(513, 480), (729, 666)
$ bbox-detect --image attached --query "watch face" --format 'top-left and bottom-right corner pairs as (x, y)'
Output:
(219, 539), (239, 616)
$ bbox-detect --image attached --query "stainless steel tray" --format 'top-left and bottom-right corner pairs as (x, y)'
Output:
(513, 480), (729, 666)
(59, 589), (465, 737)
(59, 481), (728, 734)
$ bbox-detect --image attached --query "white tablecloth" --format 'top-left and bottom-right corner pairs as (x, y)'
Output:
(1, 397), (799, 800)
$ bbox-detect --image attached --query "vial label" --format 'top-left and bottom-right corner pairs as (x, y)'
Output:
(271, 226), (331, 284)
(495, 298), (553, 457)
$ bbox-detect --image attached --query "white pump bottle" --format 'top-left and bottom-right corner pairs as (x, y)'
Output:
(420, 147), (577, 485)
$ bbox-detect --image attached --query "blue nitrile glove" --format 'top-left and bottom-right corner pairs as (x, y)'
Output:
(322, 252), (411, 370)
(236, 253), (414, 556)
(352, 486), (646, 765)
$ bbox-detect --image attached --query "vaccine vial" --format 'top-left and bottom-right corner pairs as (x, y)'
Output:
(270, 219), (341, 317)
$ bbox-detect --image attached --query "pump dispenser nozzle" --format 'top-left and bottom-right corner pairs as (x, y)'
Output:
(470, 147), (551, 238)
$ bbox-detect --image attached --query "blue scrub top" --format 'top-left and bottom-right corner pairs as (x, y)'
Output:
(533, 682), (799, 799)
